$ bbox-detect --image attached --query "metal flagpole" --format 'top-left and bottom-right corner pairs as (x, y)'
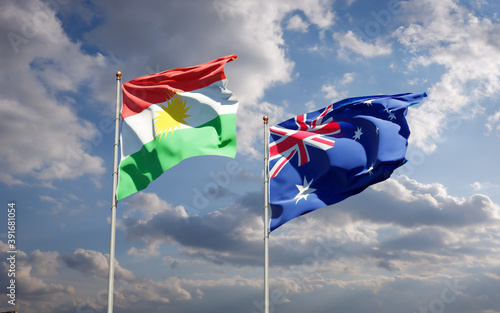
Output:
(107, 71), (122, 313)
(263, 115), (270, 313)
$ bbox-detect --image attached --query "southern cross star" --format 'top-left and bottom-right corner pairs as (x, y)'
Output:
(294, 176), (316, 203)
(367, 163), (375, 176)
(364, 99), (374, 106)
(352, 127), (363, 140)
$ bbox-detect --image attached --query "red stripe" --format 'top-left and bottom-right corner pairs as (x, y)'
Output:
(312, 104), (332, 128)
(270, 150), (296, 179)
(121, 55), (237, 119)
(270, 127), (288, 136)
(311, 137), (336, 147)
(313, 122), (341, 134)
(298, 142), (309, 165)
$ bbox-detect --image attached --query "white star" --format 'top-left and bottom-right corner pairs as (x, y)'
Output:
(352, 127), (363, 140)
(367, 163), (374, 176)
(294, 177), (316, 203)
(387, 110), (396, 120)
(364, 99), (374, 106)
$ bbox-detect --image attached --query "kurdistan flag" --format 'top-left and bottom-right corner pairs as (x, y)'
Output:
(116, 55), (239, 200)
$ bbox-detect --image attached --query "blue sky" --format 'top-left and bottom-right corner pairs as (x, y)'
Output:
(1, 0), (500, 312)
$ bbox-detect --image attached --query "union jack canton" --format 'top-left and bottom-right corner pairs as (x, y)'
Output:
(269, 104), (339, 179)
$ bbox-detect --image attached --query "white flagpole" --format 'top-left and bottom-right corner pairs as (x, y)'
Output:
(107, 71), (122, 313)
(263, 115), (270, 313)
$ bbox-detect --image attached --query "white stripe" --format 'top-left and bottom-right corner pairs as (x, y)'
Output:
(120, 79), (238, 161)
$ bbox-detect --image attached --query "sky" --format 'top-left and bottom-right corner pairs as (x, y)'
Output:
(1, 0), (500, 312)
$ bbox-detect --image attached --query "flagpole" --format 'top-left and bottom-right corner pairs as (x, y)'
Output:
(263, 115), (270, 313)
(107, 71), (122, 313)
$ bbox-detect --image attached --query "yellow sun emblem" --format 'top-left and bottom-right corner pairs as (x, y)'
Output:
(154, 90), (191, 140)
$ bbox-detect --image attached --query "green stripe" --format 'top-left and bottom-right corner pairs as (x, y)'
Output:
(116, 114), (236, 200)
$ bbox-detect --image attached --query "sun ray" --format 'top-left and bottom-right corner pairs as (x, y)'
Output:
(154, 90), (191, 140)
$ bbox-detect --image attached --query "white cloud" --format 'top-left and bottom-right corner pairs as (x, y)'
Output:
(354, 175), (500, 227)
(486, 109), (500, 135)
(333, 30), (392, 58)
(59, 246), (264, 312)
(118, 175), (500, 275)
(394, 0), (500, 152)
(9, 244), (261, 313)
(28, 249), (60, 276)
(0, 0), (108, 185)
(126, 246), (160, 257)
(320, 72), (353, 103)
(286, 14), (309, 33)
(0, 242), (74, 313)
(341, 72), (355, 85)
(62, 248), (135, 280)
(471, 181), (499, 191)
(304, 100), (317, 112)
(407, 77), (427, 85)
(262, 174), (500, 295)
(120, 192), (264, 266)
(321, 84), (345, 102)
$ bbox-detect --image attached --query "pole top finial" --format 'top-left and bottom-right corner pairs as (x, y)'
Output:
(116, 71), (122, 80)
(263, 115), (269, 124)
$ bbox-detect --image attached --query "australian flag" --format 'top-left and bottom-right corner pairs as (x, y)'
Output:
(269, 92), (427, 231)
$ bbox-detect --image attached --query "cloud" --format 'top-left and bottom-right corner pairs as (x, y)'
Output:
(340, 176), (500, 228)
(286, 14), (309, 33)
(486, 109), (500, 135)
(120, 192), (264, 266)
(0, 242), (74, 313)
(262, 174), (500, 276)
(28, 249), (60, 276)
(321, 84), (345, 102)
(59, 246), (264, 313)
(393, 0), (500, 151)
(471, 181), (499, 191)
(118, 175), (500, 275)
(5, 239), (500, 313)
(120, 192), (345, 269)
(62, 248), (135, 280)
(333, 30), (392, 58)
(0, 0), (108, 185)
(0, 244), (216, 313)
(320, 72), (354, 104)
(340, 72), (355, 85)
